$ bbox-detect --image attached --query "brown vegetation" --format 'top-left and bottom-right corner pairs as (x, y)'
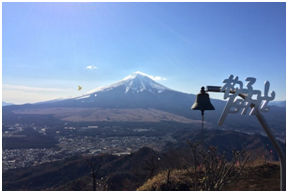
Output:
(137, 161), (280, 191)
(13, 107), (204, 123)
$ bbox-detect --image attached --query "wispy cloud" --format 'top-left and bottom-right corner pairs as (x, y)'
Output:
(149, 76), (167, 81)
(86, 65), (97, 70)
(132, 71), (167, 81)
(2, 84), (71, 92)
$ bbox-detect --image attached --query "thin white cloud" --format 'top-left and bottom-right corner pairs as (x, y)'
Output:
(123, 71), (167, 81)
(150, 76), (167, 81)
(2, 85), (77, 104)
(86, 65), (97, 70)
(2, 84), (71, 92)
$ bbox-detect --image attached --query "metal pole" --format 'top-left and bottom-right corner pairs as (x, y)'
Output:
(254, 108), (286, 191)
(207, 85), (286, 191)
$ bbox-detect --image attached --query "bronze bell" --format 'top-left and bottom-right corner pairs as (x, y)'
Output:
(191, 86), (215, 115)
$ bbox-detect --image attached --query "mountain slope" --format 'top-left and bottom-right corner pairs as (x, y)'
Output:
(2, 101), (14, 106)
(269, 100), (286, 107)
(86, 71), (174, 94)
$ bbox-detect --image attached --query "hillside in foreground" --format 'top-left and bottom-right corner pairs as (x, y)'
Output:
(137, 161), (280, 191)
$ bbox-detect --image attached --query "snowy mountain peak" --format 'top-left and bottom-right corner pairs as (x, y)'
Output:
(86, 71), (173, 95)
(122, 71), (150, 81)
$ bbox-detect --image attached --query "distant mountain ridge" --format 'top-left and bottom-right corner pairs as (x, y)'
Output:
(269, 100), (286, 107)
(2, 101), (14, 106)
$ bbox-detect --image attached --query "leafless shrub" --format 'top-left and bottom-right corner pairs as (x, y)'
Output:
(186, 139), (249, 191)
(85, 154), (109, 191)
(142, 155), (161, 179)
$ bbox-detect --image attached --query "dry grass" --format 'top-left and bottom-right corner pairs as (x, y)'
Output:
(222, 161), (280, 191)
(137, 160), (281, 191)
(137, 169), (193, 191)
(246, 159), (279, 167)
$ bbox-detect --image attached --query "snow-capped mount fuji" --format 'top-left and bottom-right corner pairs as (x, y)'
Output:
(85, 71), (173, 95)
(31, 71), (176, 107)
(2, 71), (226, 123)
(65, 71), (191, 109)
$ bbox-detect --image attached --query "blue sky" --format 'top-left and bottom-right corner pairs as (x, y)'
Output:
(2, 2), (286, 104)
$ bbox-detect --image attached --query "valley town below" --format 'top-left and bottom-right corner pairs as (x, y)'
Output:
(2, 122), (177, 172)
